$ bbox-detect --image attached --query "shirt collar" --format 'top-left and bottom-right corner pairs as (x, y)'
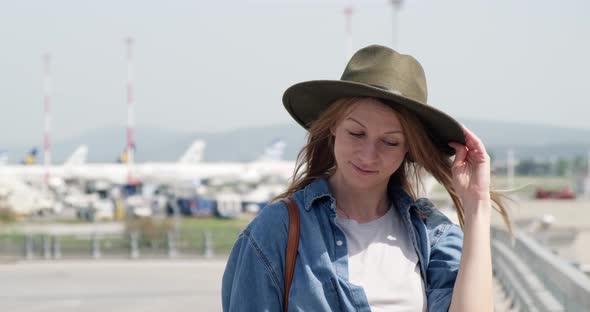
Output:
(302, 177), (334, 211)
(387, 181), (415, 216)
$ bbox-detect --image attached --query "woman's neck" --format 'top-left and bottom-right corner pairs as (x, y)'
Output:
(328, 172), (390, 223)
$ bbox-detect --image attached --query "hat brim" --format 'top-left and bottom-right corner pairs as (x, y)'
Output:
(282, 80), (466, 156)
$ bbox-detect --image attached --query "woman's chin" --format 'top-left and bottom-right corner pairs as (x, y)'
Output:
(344, 170), (386, 190)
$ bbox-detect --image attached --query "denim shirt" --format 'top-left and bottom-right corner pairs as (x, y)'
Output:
(222, 177), (463, 312)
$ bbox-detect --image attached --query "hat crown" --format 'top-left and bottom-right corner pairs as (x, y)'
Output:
(340, 45), (428, 104)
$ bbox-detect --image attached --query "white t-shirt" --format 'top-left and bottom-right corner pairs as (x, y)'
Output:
(336, 206), (427, 312)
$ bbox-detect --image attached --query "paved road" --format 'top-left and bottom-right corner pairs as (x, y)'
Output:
(0, 258), (517, 312)
(0, 259), (226, 312)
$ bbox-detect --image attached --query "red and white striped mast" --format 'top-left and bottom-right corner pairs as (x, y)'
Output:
(125, 37), (136, 183)
(343, 5), (354, 61)
(42, 53), (52, 185)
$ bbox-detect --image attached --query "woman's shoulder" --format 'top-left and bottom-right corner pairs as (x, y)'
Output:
(413, 198), (448, 223)
(244, 180), (324, 244)
(246, 199), (290, 239)
(412, 197), (463, 246)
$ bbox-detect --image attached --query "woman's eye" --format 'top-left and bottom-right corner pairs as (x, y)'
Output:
(347, 131), (364, 137)
(383, 141), (399, 147)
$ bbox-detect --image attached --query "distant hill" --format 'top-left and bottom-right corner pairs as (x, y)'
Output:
(461, 119), (590, 146)
(3, 124), (308, 163)
(3, 119), (590, 163)
(461, 119), (590, 161)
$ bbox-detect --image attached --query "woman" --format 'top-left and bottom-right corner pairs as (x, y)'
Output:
(222, 45), (510, 312)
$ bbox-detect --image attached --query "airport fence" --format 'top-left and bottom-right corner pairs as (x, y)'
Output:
(0, 217), (246, 262)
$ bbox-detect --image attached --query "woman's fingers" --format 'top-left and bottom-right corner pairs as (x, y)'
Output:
(463, 126), (487, 154)
(449, 142), (468, 167)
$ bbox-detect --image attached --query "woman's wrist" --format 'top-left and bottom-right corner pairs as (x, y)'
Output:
(461, 197), (492, 222)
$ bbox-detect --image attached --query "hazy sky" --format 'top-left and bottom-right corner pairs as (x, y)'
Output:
(1, 0), (589, 146)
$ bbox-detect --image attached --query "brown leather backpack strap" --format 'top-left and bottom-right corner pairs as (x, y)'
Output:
(281, 197), (300, 312)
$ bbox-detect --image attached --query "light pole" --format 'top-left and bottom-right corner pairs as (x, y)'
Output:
(42, 53), (52, 187)
(343, 5), (354, 62)
(125, 37), (136, 184)
(507, 149), (515, 191)
(390, 0), (403, 50)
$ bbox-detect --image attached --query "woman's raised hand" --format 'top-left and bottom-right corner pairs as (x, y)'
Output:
(448, 127), (492, 210)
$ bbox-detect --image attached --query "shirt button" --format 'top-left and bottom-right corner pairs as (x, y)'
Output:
(336, 240), (343, 246)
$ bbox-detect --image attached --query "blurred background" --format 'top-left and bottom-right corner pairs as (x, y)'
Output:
(1, 0), (589, 311)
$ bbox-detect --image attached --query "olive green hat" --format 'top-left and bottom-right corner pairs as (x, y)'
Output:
(282, 44), (465, 155)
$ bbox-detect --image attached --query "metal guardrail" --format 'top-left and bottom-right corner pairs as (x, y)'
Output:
(492, 240), (563, 312)
(0, 230), (219, 262)
(492, 226), (590, 311)
(0, 217), (249, 262)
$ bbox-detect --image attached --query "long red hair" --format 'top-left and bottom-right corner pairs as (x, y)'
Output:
(274, 97), (511, 231)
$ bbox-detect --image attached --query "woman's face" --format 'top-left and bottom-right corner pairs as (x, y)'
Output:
(331, 98), (408, 191)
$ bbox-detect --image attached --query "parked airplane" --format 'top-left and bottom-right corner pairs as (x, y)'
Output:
(239, 139), (295, 183)
(0, 176), (61, 215)
(138, 139), (296, 185)
(0, 145), (88, 185)
(69, 140), (207, 184)
(3, 139), (295, 187)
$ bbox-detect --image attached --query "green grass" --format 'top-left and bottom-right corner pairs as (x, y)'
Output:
(179, 217), (251, 233)
(176, 216), (253, 255)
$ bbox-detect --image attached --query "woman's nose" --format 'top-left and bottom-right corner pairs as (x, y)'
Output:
(357, 140), (379, 163)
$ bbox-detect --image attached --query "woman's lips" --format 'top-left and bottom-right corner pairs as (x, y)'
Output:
(351, 162), (378, 175)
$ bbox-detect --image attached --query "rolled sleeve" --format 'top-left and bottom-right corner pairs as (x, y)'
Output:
(426, 223), (463, 312)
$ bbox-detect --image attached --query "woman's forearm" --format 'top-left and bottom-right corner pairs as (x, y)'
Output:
(449, 199), (493, 312)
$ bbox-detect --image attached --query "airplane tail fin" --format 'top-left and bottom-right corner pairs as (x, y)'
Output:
(178, 140), (206, 164)
(117, 149), (128, 163)
(257, 139), (286, 162)
(64, 145), (88, 166)
(21, 147), (38, 165)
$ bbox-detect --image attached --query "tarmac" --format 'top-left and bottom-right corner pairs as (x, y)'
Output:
(0, 258), (519, 312)
(0, 259), (225, 312)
